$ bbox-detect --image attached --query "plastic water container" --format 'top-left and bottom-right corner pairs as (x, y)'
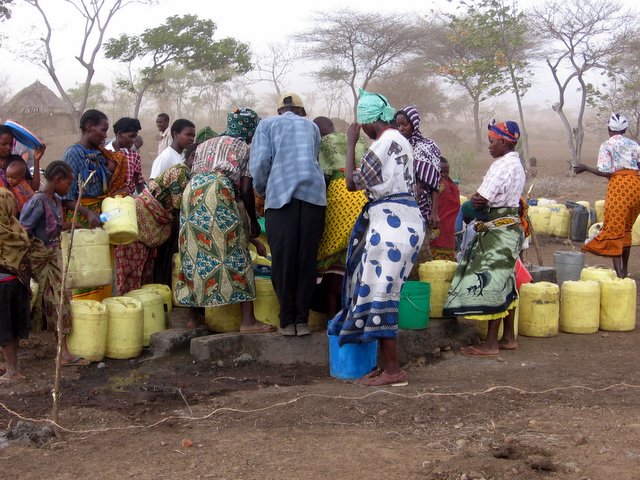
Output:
(579, 266), (617, 283)
(125, 288), (166, 346)
(101, 195), (138, 245)
(633, 214), (640, 246)
(140, 283), (172, 316)
(103, 296), (144, 359)
(587, 222), (602, 242)
(537, 198), (556, 207)
(61, 228), (113, 289)
(518, 282), (559, 337)
(205, 303), (242, 332)
(72, 285), (112, 302)
(253, 277), (280, 328)
(594, 200), (605, 223)
(328, 329), (378, 380)
(548, 204), (571, 237)
(553, 251), (585, 286)
(398, 281), (430, 329)
(599, 278), (636, 331)
(570, 205), (590, 242)
(560, 280), (600, 334)
(418, 260), (457, 318)
(309, 310), (327, 331)
(67, 300), (108, 362)
(528, 206), (551, 235)
(576, 200), (591, 210)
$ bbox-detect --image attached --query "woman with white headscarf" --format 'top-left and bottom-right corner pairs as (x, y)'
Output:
(574, 113), (640, 278)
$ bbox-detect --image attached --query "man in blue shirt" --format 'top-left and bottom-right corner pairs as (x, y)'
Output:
(250, 93), (327, 336)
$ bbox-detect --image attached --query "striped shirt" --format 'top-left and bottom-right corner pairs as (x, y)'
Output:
(192, 136), (250, 186)
(249, 112), (326, 210)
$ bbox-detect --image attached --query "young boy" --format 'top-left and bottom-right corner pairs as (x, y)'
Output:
(5, 157), (34, 214)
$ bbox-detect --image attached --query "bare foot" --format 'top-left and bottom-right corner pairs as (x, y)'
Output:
(460, 344), (499, 357)
(498, 340), (518, 351)
(0, 371), (27, 382)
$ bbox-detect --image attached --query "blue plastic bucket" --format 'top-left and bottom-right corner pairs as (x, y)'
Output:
(398, 281), (430, 330)
(328, 334), (378, 380)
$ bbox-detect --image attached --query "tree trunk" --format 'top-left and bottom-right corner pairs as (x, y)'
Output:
(472, 100), (481, 152)
(554, 106), (578, 166)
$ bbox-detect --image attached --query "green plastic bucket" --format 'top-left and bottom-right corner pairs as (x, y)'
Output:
(398, 281), (430, 330)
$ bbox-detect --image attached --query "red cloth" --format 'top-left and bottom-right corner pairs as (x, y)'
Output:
(430, 177), (460, 250)
(11, 179), (34, 214)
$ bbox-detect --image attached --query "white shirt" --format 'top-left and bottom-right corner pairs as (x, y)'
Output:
(477, 151), (525, 208)
(157, 128), (171, 156)
(149, 147), (183, 179)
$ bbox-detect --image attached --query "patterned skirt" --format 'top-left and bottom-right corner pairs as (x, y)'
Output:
(327, 193), (425, 345)
(443, 209), (523, 318)
(30, 239), (72, 334)
(174, 172), (256, 307)
(582, 170), (640, 257)
(317, 172), (368, 276)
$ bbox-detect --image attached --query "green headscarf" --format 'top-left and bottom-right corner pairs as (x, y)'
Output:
(225, 108), (259, 141)
(196, 127), (218, 143)
(356, 89), (395, 125)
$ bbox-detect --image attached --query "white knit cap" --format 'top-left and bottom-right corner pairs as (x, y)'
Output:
(607, 112), (628, 132)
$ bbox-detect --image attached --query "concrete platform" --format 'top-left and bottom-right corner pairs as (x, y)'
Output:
(190, 317), (478, 366)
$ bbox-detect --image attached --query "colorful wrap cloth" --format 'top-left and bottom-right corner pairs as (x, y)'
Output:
(443, 207), (523, 319)
(327, 193), (425, 345)
(582, 169), (640, 257)
(317, 171), (368, 276)
(175, 171), (256, 307)
(29, 238), (72, 333)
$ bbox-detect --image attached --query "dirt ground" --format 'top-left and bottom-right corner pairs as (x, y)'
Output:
(2, 132), (638, 479)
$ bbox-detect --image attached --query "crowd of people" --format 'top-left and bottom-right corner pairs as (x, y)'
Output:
(0, 88), (637, 386)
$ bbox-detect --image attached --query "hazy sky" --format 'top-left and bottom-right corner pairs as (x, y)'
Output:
(1, 0), (638, 112)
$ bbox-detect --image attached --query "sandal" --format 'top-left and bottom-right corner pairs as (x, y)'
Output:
(358, 370), (408, 387)
(353, 367), (384, 385)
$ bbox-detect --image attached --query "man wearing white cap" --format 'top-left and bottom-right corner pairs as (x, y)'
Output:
(574, 113), (640, 278)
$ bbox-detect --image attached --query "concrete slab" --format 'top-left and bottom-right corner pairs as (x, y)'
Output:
(189, 317), (478, 366)
(149, 326), (208, 357)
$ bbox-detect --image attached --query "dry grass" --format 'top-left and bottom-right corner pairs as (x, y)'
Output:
(527, 175), (591, 201)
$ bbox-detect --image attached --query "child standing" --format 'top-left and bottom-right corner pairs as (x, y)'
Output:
(5, 157), (35, 214)
(0, 188), (31, 382)
(20, 161), (89, 366)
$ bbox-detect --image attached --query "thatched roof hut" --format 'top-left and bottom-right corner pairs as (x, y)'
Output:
(0, 80), (76, 135)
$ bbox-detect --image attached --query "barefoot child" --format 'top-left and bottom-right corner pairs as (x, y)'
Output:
(5, 157), (35, 214)
(20, 161), (89, 366)
(0, 188), (31, 382)
(443, 121), (525, 356)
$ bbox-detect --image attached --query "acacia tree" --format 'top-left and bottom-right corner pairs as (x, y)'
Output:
(253, 42), (298, 98)
(0, 0), (13, 20)
(24, 0), (156, 126)
(530, 0), (638, 166)
(104, 14), (251, 117)
(297, 9), (425, 119)
(424, 13), (509, 151)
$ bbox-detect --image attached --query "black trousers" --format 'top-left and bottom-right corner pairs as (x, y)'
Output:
(265, 199), (326, 328)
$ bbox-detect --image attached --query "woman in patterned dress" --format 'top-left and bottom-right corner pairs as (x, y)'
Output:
(174, 109), (275, 333)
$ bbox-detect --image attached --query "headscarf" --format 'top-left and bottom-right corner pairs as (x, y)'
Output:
(225, 108), (259, 141)
(356, 89), (395, 125)
(399, 105), (424, 146)
(0, 188), (30, 285)
(607, 113), (628, 132)
(196, 127), (218, 143)
(488, 120), (520, 144)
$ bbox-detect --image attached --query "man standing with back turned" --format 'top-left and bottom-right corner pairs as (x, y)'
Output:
(250, 93), (327, 337)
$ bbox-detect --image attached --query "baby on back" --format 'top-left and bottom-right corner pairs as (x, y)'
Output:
(5, 156), (34, 214)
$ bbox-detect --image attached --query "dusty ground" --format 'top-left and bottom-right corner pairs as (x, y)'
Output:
(3, 131), (638, 479)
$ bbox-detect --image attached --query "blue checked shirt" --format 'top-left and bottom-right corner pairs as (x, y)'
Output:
(249, 112), (326, 210)
(62, 143), (111, 201)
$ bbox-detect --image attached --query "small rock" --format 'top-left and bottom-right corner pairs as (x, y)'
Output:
(442, 345), (452, 351)
(160, 441), (167, 447)
(416, 356), (427, 366)
(562, 461), (579, 472)
(97, 362), (106, 369)
(217, 360), (224, 367)
(528, 419), (538, 427)
(454, 423), (463, 429)
(455, 438), (467, 448)
(573, 434), (588, 446)
(232, 353), (253, 364)
(601, 333), (609, 338)
(377, 409), (388, 416)
(413, 416), (420, 423)
(496, 356), (505, 362)
(467, 471), (485, 480)
(181, 438), (193, 448)
(426, 442), (440, 449)
(460, 474), (469, 480)
(526, 455), (557, 472)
